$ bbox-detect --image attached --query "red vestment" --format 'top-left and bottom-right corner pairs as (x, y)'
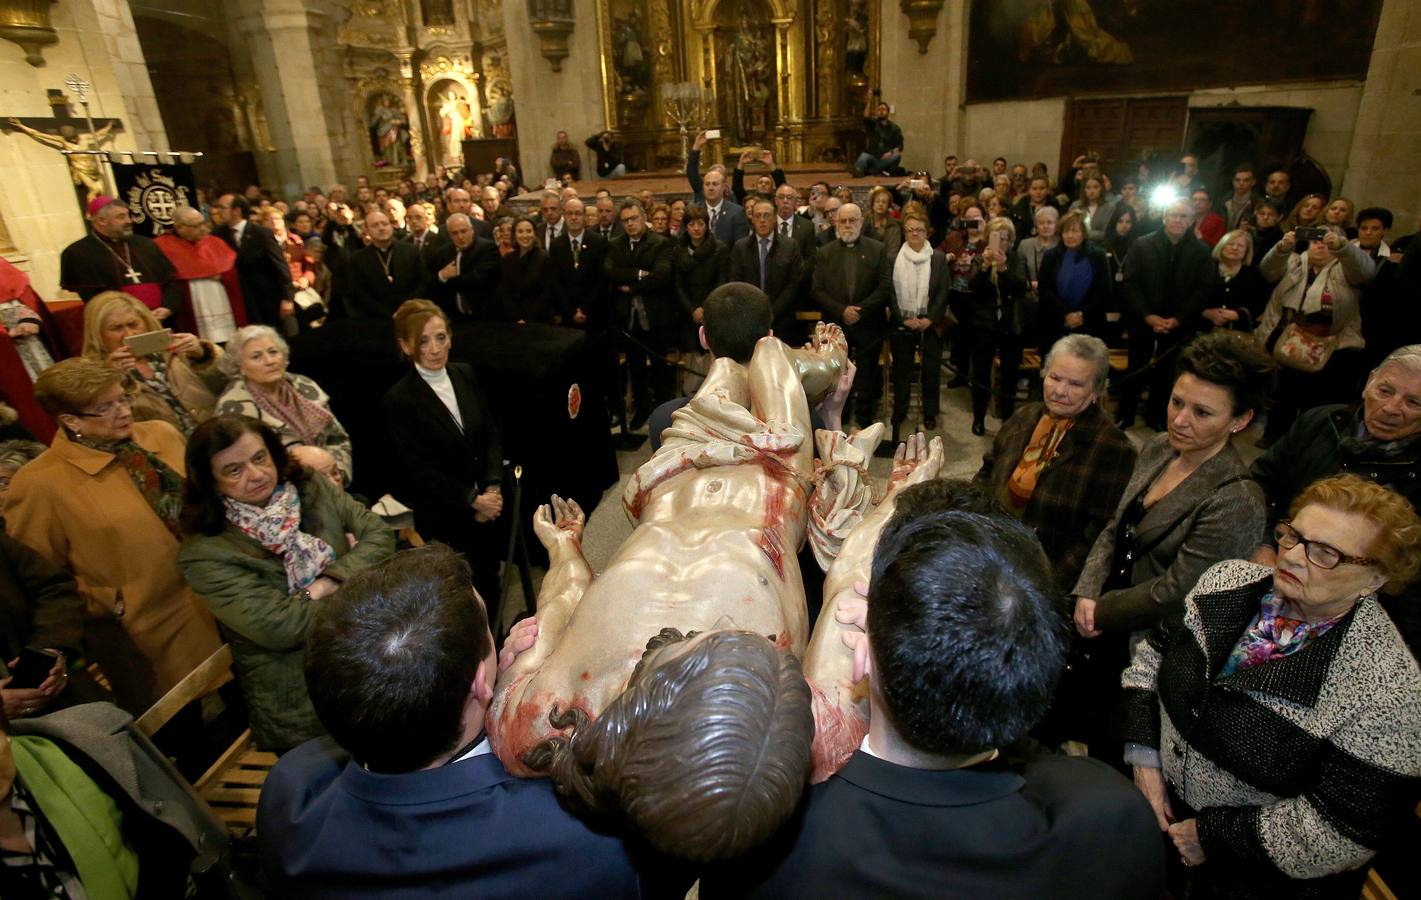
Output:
(153, 233), (249, 336)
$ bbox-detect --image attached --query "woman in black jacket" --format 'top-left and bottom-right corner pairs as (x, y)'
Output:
(1100, 204), (1139, 347)
(888, 208), (951, 434)
(672, 206), (729, 354)
(1037, 211), (1111, 346)
(498, 216), (553, 324)
(381, 300), (506, 625)
(966, 216), (1031, 435)
(1192, 228), (1268, 333)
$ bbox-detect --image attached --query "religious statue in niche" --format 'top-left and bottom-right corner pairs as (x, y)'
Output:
(367, 93), (412, 171)
(844, 0), (869, 89)
(612, 9), (649, 96)
(432, 82), (476, 166)
(485, 81), (517, 140)
(727, 12), (773, 145)
(420, 0), (455, 26)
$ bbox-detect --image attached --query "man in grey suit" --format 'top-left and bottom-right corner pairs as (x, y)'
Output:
(813, 203), (891, 429)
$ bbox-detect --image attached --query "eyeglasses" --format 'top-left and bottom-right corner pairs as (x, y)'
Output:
(1274, 520), (1377, 570)
(72, 395), (133, 418)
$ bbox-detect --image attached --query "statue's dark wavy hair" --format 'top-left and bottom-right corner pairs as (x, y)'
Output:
(523, 628), (813, 862)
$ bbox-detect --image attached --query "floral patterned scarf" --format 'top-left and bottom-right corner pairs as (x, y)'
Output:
(1221, 590), (1344, 676)
(77, 435), (184, 540)
(128, 355), (196, 436)
(223, 482), (335, 592)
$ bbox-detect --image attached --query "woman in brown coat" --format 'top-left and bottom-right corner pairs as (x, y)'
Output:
(81, 291), (225, 437)
(1, 358), (220, 713)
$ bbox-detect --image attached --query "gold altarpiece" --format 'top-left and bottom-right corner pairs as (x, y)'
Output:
(594, 0), (880, 170)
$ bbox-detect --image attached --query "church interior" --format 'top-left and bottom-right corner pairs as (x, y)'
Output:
(1, 0), (1420, 897)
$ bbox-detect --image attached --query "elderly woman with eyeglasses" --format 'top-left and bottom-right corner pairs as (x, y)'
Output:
(214, 324), (353, 485)
(1123, 474), (1421, 897)
(1, 359), (220, 714)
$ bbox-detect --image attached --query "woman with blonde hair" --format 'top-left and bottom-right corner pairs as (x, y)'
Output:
(1323, 196), (1356, 238)
(1282, 193), (1327, 232)
(964, 215), (1029, 434)
(1195, 229), (1267, 333)
(81, 290), (225, 437)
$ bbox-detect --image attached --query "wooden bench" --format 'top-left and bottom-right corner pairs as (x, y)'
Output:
(137, 644), (273, 838)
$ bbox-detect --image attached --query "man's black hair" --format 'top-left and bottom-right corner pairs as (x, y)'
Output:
(229, 194), (251, 218)
(1356, 207), (1393, 231)
(304, 544), (491, 773)
(703, 283), (772, 364)
(868, 511), (1062, 756)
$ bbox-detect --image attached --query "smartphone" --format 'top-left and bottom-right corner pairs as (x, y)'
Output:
(8, 647), (58, 690)
(989, 230), (1004, 254)
(909, 179), (927, 190)
(123, 328), (172, 358)
(1295, 226), (1327, 243)
(705, 129), (721, 140)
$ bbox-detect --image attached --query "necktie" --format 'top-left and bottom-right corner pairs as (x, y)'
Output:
(780, 221), (790, 238)
(710, 208), (720, 230)
(571, 237), (581, 269)
(759, 239), (770, 291)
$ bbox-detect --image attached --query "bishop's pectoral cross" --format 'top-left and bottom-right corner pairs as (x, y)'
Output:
(124, 266), (142, 284)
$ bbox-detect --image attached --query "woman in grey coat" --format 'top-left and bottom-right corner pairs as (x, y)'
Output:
(1068, 332), (1275, 765)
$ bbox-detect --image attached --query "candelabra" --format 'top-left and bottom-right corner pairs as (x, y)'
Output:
(660, 82), (714, 174)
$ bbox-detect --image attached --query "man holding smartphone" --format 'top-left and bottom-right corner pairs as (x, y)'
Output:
(853, 90), (903, 178)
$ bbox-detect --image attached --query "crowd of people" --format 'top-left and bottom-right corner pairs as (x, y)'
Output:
(0, 121), (1418, 899)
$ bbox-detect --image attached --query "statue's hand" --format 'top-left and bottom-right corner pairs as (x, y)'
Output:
(888, 433), (945, 492)
(533, 494), (585, 549)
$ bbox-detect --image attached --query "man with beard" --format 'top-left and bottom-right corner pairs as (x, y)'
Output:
(813, 203), (891, 429)
(853, 93), (903, 178)
(60, 197), (180, 318)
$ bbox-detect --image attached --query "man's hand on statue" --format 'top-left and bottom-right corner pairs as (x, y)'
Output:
(473, 490), (504, 521)
(817, 359), (856, 434)
(499, 617), (539, 673)
(843, 305), (862, 325)
(835, 591), (871, 683)
(1073, 596), (1101, 638)
(693, 131), (708, 151)
(9, 322), (39, 338)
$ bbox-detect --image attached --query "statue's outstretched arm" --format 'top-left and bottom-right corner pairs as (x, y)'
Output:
(502, 495), (591, 680)
(803, 433), (944, 782)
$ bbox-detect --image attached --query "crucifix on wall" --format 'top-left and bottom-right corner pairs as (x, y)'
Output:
(2, 85), (125, 216)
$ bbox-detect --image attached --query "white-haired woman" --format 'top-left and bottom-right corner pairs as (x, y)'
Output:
(1195, 229), (1268, 334)
(214, 325), (353, 483)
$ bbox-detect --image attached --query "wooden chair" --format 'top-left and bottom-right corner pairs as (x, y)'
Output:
(137, 644), (275, 838)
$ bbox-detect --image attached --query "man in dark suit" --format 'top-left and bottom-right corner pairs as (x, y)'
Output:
(730, 198), (803, 340)
(604, 198), (674, 428)
(427, 213), (500, 321)
(343, 210), (427, 319)
(257, 545), (660, 899)
(592, 194), (623, 242)
(701, 490), (1163, 900)
(212, 193), (291, 325)
(548, 197), (617, 422)
(403, 200), (447, 262)
(686, 133), (749, 246)
(1117, 197), (1213, 430)
(534, 189), (565, 252)
(813, 202), (892, 429)
(774, 183), (817, 343)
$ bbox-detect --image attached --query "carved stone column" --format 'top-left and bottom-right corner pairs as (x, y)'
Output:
(394, 49), (428, 180)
